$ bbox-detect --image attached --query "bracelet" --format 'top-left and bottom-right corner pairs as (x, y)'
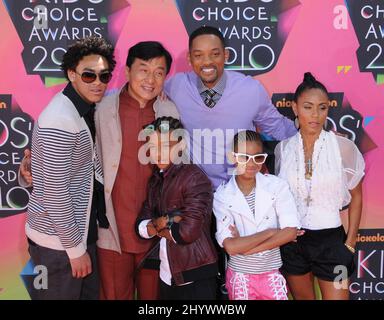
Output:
(344, 243), (356, 254)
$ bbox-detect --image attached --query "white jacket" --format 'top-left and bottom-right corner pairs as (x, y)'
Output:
(213, 172), (300, 248)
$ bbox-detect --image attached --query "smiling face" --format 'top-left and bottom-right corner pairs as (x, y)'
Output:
(293, 88), (330, 135)
(188, 34), (229, 88)
(126, 56), (167, 107)
(67, 54), (110, 104)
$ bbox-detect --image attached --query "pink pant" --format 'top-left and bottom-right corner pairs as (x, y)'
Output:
(226, 268), (288, 300)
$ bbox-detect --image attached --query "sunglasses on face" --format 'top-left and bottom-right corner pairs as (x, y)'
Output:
(232, 152), (268, 165)
(75, 70), (112, 84)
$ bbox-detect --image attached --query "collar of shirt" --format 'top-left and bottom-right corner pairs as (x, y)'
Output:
(63, 82), (95, 117)
(197, 72), (227, 97)
(154, 163), (183, 179)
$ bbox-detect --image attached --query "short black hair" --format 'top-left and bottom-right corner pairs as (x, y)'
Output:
(61, 36), (115, 81)
(233, 130), (263, 152)
(143, 116), (184, 141)
(293, 72), (329, 102)
(144, 116), (183, 131)
(126, 41), (173, 74)
(189, 25), (226, 50)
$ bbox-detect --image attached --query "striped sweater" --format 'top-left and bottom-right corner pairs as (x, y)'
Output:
(26, 91), (102, 259)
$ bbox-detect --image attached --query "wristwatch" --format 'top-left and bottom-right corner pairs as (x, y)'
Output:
(166, 215), (174, 229)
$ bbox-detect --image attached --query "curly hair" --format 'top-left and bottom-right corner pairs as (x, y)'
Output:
(61, 36), (116, 80)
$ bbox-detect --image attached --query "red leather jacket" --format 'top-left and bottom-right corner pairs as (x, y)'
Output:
(136, 163), (218, 286)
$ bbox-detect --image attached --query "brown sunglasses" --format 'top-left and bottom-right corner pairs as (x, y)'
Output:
(75, 70), (112, 84)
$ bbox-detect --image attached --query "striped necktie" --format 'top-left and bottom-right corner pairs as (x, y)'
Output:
(203, 89), (217, 108)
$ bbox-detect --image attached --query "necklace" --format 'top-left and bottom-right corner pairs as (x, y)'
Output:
(295, 134), (325, 207)
(303, 143), (314, 180)
(305, 158), (312, 180)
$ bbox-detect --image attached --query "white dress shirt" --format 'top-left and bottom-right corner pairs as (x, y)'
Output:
(138, 220), (173, 285)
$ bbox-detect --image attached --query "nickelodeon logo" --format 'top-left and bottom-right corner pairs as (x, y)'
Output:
(275, 98), (338, 108)
(357, 233), (384, 243)
(0, 101), (7, 109)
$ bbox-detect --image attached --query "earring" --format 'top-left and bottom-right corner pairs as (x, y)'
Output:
(294, 116), (300, 130)
(323, 119), (329, 130)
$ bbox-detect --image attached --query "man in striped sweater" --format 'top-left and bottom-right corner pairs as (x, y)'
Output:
(25, 36), (115, 300)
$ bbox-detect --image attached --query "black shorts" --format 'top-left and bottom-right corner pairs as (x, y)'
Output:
(280, 226), (355, 282)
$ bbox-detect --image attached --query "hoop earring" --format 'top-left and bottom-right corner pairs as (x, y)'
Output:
(323, 119), (329, 130)
(294, 116), (300, 130)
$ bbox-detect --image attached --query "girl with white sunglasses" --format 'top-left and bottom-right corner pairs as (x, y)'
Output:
(213, 130), (301, 300)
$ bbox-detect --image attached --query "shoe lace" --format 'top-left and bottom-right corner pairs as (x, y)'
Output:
(230, 273), (249, 300)
(268, 272), (288, 300)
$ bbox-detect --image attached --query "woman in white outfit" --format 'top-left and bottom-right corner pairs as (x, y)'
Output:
(275, 72), (365, 300)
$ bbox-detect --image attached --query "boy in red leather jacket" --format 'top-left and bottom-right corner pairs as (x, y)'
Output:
(136, 116), (218, 300)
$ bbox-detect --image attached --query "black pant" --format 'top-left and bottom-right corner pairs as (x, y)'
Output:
(210, 213), (229, 300)
(160, 277), (217, 300)
(27, 239), (99, 300)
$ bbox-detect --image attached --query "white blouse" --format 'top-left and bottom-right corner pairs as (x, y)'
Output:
(275, 130), (365, 230)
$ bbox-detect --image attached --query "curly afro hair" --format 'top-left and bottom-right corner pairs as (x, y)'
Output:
(61, 36), (116, 80)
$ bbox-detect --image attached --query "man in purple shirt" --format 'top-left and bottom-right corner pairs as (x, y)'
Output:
(160, 26), (296, 189)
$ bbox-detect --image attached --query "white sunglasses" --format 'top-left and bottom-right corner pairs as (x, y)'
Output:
(232, 152), (268, 164)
